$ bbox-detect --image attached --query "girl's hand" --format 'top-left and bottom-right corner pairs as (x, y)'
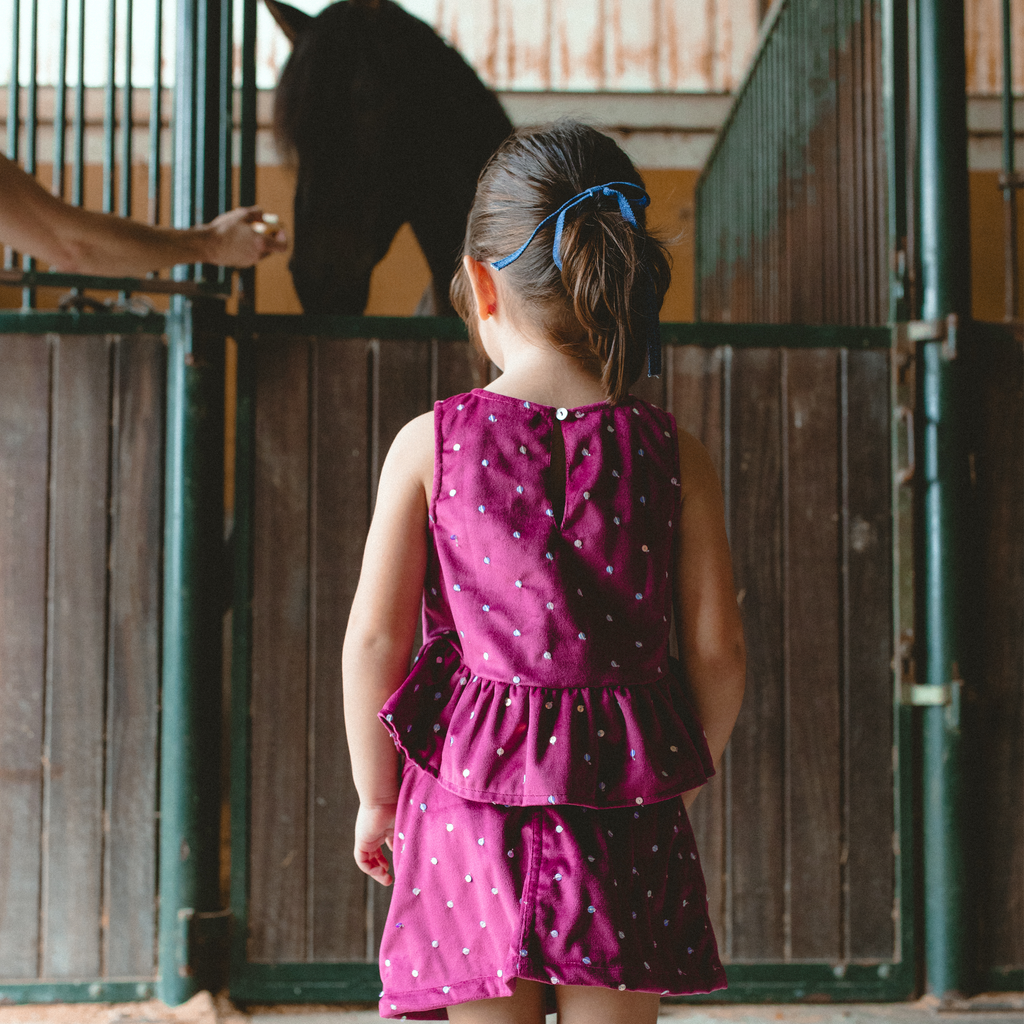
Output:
(354, 803), (397, 886)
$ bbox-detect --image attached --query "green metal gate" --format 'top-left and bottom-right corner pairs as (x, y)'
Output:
(696, 0), (1023, 1001)
(0, 0), (238, 1006)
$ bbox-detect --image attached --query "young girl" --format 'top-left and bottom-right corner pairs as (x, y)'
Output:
(342, 120), (746, 1024)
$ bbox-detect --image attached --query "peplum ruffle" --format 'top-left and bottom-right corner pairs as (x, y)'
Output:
(380, 633), (715, 809)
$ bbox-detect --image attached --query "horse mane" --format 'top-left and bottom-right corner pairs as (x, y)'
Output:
(273, 0), (511, 170)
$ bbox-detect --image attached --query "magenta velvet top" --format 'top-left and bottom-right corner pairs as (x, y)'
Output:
(380, 389), (714, 809)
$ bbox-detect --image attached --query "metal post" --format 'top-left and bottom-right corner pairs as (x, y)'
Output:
(238, 0), (257, 310)
(1001, 0), (1019, 321)
(148, 0), (163, 225)
(22, 0), (38, 307)
(72, 0), (85, 207)
(916, 0), (971, 1000)
(52, 0), (69, 200)
(5, 0), (20, 272)
(103, 0), (116, 213)
(121, 0), (134, 219)
(158, 0), (226, 1005)
(159, 297), (226, 1005)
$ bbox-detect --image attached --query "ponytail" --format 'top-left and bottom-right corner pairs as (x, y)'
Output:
(451, 120), (670, 405)
(558, 206), (668, 403)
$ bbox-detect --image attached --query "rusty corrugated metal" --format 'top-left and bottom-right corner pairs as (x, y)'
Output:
(253, 0), (760, 92)
(425, 0), (760, 92)
(966, 0), (1024, 94)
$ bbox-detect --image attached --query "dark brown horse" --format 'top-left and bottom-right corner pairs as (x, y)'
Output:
(267, 0), (513, 314)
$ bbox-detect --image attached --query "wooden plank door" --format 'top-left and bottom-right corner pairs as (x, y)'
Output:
(229, 327), (912, 1003)
(230, 326), (483, 1001)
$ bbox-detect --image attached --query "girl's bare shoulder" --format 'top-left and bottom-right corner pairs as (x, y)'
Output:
(676, 427), (722, 500)
(382, 410), (435, 495)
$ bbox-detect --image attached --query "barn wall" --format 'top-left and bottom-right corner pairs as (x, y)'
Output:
(252, 0), (1024, 95)
(253, 0), (761, 93)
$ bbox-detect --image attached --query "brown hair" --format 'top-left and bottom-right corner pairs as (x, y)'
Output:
(451, 120), (671, 404)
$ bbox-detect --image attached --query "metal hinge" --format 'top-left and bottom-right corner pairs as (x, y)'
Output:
(900, 677), (963, 711)
(892, 312), (959, 361)
(176, 908), (232, 979)
(902, 683), (952, 705)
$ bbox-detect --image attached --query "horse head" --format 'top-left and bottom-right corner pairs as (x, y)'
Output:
(267, 0), (513, 314)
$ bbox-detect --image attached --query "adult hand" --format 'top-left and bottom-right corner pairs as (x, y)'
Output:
(203, 206), (288, 267)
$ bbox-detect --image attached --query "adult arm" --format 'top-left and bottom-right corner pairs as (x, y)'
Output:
(0, 153), (286, 274)
(342, 411), (434, 885)
(673, 429), (747, 807)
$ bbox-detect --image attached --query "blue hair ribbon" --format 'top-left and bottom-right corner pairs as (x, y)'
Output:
(491, 181), (649, 272)
(490, 180), (662, 377)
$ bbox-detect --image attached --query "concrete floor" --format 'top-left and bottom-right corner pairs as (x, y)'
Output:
(1, 993), (1021, 1024)
(244, 995), (1024, 1024)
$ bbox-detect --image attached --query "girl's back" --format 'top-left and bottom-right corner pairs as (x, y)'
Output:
(383, 388), (714, 810)
(342, 120), (746, 1024)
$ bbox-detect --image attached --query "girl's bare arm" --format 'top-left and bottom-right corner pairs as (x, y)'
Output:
(342, 411), (434, 883)
(673, 429), (747, 792)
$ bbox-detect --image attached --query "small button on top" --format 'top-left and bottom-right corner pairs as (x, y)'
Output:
(555, 407), (569, 421)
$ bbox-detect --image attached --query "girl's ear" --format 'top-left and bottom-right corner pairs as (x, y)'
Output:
(462, 255), (499, 321)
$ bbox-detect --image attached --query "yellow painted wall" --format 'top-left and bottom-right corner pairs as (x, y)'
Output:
(971, 170), (1024, 322)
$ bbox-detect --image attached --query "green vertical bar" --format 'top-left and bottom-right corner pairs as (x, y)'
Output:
(72, 0), (85, 207)
(1001, 0), (1018, 320)
(22, 0), (38, 308)
(159, 0), (227, 1004)
(159, 297), (226, 1005)
(195, 0), (222, 229)
(172, 0), (196, 242)
(104, 0), (116, 213)
(148, 0), (163, 225)
(238, 0), (257, 310)
(52, 0), (69, 200)
(916, 0), (971, 1000)
(6, 0), (20, 272)
(917, 0), (971, 320)
(6, 0), (19, 167)
(120, 0), (133, 219)
(217, 0), (233, 286)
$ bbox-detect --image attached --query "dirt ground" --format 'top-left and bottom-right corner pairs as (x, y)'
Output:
(0, 992), (1021, 1024)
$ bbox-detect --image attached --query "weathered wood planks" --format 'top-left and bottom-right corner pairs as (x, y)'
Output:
(247, 336), (476, 964)
(969, 335), (1024, 979)
(0, 336), (50, 978)
(250, 336), (311, 963)
(728, 348), (786, 960)
(0, 334), (162, 984)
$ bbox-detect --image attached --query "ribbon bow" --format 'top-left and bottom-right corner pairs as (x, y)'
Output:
(491, 181), (649, 271)
(490, 180), (661, 377)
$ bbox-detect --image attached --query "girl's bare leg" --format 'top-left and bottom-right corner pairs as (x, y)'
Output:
(447, 979), (547, 1024)
(554, 984), (660, 1024)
